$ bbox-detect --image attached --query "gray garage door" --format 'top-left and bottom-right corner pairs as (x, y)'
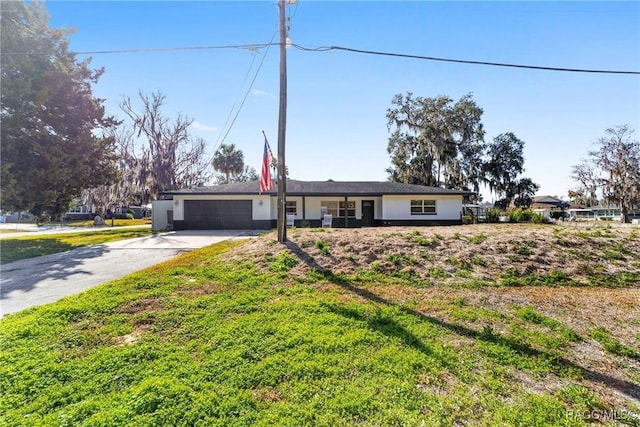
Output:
(184, 200), (252, 229)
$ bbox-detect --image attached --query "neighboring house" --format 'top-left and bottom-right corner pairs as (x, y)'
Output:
(588, 206), (622, 221)
(155, 180), (472, 230)
(65, 203), (151, 221)
(65, 203), (94, 220)
(0, 211), (36, 223)
(531, 195), (569, 210)
(567, 206), (623, 221)
(566, 208), (595, 221)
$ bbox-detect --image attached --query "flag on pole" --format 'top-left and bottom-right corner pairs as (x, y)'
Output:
(259, 135), (274, 195)
(266, 140), (276, 164)
(262, 130), (276, 164)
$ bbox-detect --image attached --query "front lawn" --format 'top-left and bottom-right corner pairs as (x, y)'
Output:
(0, 228), (155, 264)
(1, 225), (638, 426)
(46, 218), (152, 227)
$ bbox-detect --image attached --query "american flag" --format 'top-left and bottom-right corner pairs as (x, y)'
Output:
(259, 136), (274, 195)
(266, 140), (275, 164)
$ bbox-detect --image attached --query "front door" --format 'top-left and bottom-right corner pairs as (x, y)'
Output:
(362, 200), (374, 227)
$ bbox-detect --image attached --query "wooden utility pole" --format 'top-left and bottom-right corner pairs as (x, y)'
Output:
(277, 0), (288, 243)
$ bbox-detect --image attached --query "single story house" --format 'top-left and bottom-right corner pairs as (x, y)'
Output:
(531, 195), (569, 210)
(154, 180), (473, 231)
(567, 206), (622, 222)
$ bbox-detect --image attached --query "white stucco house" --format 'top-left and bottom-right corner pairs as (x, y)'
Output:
(152, 180), (472, 231)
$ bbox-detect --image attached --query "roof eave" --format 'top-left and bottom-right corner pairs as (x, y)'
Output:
(164, 191), (472, 197)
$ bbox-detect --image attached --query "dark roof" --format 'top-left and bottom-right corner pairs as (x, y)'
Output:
(532, 195), (569, 208)
(533, 195), (563, 204)
(162, 180), (473, 197)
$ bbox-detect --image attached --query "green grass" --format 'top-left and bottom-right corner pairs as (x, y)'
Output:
(0, 228), (155, 264)
(314, 239), (330, 256)
(500, 269), (576, 287)
(0, 239), (635, 426)
(468, 232), (488, 244)
(45, 218), (152, 227)
(589, 327), (640, 361)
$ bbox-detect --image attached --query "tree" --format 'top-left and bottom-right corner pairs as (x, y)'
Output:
(212, 144), (245, 184)
(1, 1), (118, 219)
(82, 125), (151, 214)
(120, 91), (211, 200)
(570, 160), (599, 207)
(483, 132), (524, 200)
(386, 93), (485, 193)
(482, 132), (537, 208)
(212, 144), (258, 184)
(589, 125), (640, 223)
(513, 178), (540, 209)
(234, 166), (259, 183)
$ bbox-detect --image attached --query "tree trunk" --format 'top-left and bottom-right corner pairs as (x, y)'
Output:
(621, 203), (629, 223)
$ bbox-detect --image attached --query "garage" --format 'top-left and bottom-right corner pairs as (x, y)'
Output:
(184, 200), (252, 229)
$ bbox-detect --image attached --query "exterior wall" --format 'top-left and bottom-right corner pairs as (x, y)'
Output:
(300, 196), (383, 220)
(532, 209), (551, 219)
(168, 193), (464, 229)
(382, 195), (463, 221)
(152, 200), (174, 231)
(592, 208), (622, 221)
(173, 195), (271, 222)
(266, 196), (383, 222)
(272, 196), (304, 219)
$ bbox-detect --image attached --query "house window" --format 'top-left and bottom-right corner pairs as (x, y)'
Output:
(321, 200), (355, 218)
(69, 204), (88, 214)
(411, 199), (436, 215)
(286, 201), (297, 215)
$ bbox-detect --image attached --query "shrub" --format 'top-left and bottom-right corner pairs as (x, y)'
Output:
(108, 213), (133, 220)
(519, 209), (533, 222)
(531, 212), (549, 224)
(462, 215), (474, 225)
(507, 209), (522, 223)
(300, 220), (310, 228)
(126, 213), (134, 220)
(486, 208), (500, 223)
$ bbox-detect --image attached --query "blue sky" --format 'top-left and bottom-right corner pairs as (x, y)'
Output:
(46, 1), (639, 201)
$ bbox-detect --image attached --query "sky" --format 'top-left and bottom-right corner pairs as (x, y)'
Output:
(45, 1), (640, 201)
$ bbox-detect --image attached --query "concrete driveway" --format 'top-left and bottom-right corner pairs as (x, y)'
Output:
(0, 230), (260, 317)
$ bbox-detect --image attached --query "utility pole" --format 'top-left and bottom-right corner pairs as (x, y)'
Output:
(276, 0), (288, 243)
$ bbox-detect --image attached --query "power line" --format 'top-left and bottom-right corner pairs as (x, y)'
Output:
(292, 44), (640, 75)
(209, 31), (278, 164)
(5, 41), (637, 75)
(213, 49), (261, 149)
(1, 43), (279, 56)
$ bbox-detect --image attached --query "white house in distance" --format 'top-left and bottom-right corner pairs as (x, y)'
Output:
(152, 180), (472, 231)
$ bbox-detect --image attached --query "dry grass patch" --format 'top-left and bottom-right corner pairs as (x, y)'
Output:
(227, 223), (640, 411)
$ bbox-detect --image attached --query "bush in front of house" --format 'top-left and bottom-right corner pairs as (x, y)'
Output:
(507, 209), (522, 223)
(531, 212), (550, 224)
(107, 213), (134, 220)
(519, 209), (533, 222)
(486, 208), (500, 223)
